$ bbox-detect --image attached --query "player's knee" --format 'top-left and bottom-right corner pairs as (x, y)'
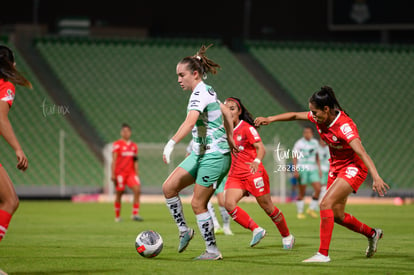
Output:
(191, 199), (206, 215)
(224, 200), (236, 212)
(319, 197), (333, 210)
(2, 194), (19, 214)
(162, 183), (175, 199)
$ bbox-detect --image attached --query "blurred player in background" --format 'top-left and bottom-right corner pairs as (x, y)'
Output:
(318, 137), (330, 202)
(255, 86), (389, 262)
(0, 46), (30, 274)
(292, 126), (322, 219)
(224, 97), (295, 250)
(111, 123), (143, 222)
(162, 45), (236, 260)
(185, 141), (233, 236)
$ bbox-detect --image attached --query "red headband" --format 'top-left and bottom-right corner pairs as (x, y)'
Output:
(225, 98), (241, 110)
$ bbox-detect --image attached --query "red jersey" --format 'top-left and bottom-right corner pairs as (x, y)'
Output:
(113, 140), (138, 175)
(308, 111), (367, 172)
(229, 120), (263, 177)
(0, 79), (15, 108)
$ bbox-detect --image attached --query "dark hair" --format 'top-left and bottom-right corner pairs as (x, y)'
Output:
(309, 86), (347, 115)
(121, 123), (131, 129)
(178, 44), (220, 79)
(0, 45), (32, 88)
(304, 126), (314, 132)
(225, 97), (258, 129)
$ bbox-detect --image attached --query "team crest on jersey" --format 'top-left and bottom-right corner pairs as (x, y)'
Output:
(340, 123), (354, 140)
(332, 135), (338, 142)
(237, 135), (242, 141)
(345, 167), (359, 178)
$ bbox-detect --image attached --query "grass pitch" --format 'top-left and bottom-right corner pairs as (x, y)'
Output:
(1, 200), (413, 274)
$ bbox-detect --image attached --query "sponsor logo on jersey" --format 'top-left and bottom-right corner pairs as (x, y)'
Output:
(254, 177), (264, 189)
(237, 135), (242, 141)
(345, 167), (359, 178)
(329, 172), (334, 178)
(249, 127), (260, 140)
(194, 91), (200, 96)
(190, 99), (200, 108)
(340, 123), (354, 139)
(238, 145), (244, 151)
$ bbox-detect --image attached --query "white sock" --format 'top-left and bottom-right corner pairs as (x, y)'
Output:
(296, 200), (305, 214)
(196, 211), (219, 253)
(309, 199), (319, 211)
(166, 196), (188, 233)
(208, 202), (220, 229)
(219, 206), (231, 229)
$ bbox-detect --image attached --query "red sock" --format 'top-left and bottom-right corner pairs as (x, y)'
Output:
(269, 207), (290, 237)
(318, 209), (334, 256)
(0, 210), (12, 242)
(114, 202), (121, 218)
(132, 203), (139, 216)
(337, 213), (374, 238)
(228, 206), (259, 231)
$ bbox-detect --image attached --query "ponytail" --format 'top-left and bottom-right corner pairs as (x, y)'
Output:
(179, 44), (221, 79)
(309, 86), (347, 115)
(225, 97), (258, 129)
(0, 45), (32, 89)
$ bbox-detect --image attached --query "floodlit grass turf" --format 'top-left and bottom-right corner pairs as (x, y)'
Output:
(1, 201), (413, 274)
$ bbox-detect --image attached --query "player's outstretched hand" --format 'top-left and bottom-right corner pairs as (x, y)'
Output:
(254, 117), (270, 126)
(16, 149), (28, 171)
(372, 177), (390, 197)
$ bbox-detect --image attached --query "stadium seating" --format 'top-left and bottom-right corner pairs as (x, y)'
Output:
(35, 37), (296, 145)
(0, 42), (102, 192)
(247, 41), (414, 188)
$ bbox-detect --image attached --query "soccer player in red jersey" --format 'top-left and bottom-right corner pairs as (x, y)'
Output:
(0, 46), (30, 250)
(224, 97), (295, 250)
(255, 86), (390, 262)
(111, 123), (143, 222)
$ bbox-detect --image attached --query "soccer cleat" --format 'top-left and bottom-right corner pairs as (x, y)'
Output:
(297, 213), (306, 219)
(306, 208), (318, 218)
(214, 227), (224, 235)
(282, 234), (295, 250)
(178, 228), (194, 253)
(193, 250), (223, 260)
(366, 228), (383, 258)
(302, 252), (331, 263)
(250, 227), (266, 247)
(115, 217), (122, 222)
(131, 215), (144, 222)
(223, 227), (234, 236)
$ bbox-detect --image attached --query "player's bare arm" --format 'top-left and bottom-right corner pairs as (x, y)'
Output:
(171, 110), (199, 144)
(254, 111), (309, 126)
(220, 103), (238, 154)
(349, 139), (390, 196)
(246, 141), (265, 174)
(111, 152), (117, 182)
(0, 101), (28, 171)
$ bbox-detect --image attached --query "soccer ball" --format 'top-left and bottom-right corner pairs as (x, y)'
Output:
(135, 230), (163, 258)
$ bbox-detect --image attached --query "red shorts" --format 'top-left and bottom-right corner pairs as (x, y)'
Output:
(327, 165), (368, 193)
(225, 169), (270, 197)
(115, 173), (140, 192)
